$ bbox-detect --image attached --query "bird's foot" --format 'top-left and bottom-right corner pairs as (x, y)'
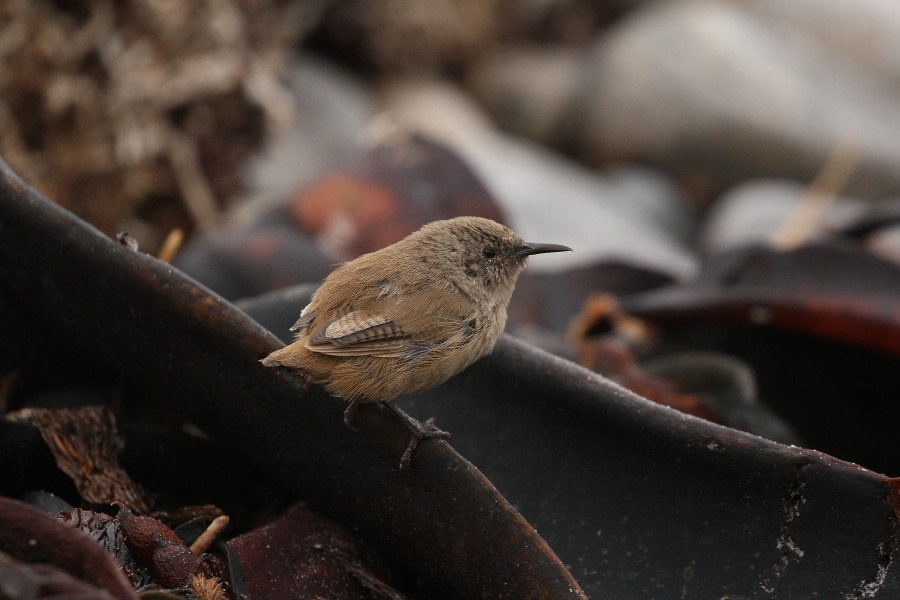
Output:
(383, 402), (451, 470)
(399, 416), (451, 471)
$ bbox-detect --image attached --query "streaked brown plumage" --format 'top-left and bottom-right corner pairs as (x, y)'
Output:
(261, 216), (571, 466)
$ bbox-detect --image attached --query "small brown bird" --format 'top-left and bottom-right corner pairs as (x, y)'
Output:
(261, 216), (571, 467)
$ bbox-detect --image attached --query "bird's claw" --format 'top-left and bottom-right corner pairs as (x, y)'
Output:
(379, 402), (451, 470)
(344, 401), (451, 469)
(398, 416), (451, 470)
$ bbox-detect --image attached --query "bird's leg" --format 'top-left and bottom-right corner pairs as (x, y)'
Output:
(343, 399), (362, 431)
(382, 402), (451, 470)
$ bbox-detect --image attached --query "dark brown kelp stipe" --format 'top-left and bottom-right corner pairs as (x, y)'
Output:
(0, 156), (585, 599)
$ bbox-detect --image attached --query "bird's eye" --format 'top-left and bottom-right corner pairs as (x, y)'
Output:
(482, 247), (496, 258)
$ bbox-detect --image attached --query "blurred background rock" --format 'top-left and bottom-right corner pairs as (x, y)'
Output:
(5, 0), (898, 256)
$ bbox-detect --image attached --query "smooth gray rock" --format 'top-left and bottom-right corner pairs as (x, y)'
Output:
(466, 45), (585, 147)
(728, 0), (900, 91)
(578, 0), (900, 198)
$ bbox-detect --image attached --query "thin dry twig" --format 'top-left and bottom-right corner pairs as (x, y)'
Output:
(157, 227), (185, 263)
(189, 514), (230, 555)
(167, 131), (221, 230)
(771, 141), (861, 250)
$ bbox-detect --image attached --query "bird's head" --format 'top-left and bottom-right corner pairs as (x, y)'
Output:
(414, 216), (572, 305)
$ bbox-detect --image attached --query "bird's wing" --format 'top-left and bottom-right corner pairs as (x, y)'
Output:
(289, 305), (316, 332)
(303, 290), (472, 359)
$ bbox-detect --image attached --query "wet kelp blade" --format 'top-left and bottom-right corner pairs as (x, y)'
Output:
(619, 242), (900, 474)
(622, 241), (900, 356)
(241, 283), (900, 599)
(402, 338), (900, 598)
(0, 156), (585, 599)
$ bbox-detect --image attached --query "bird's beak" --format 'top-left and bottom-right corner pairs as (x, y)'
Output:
(515, 242), (573, 258)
